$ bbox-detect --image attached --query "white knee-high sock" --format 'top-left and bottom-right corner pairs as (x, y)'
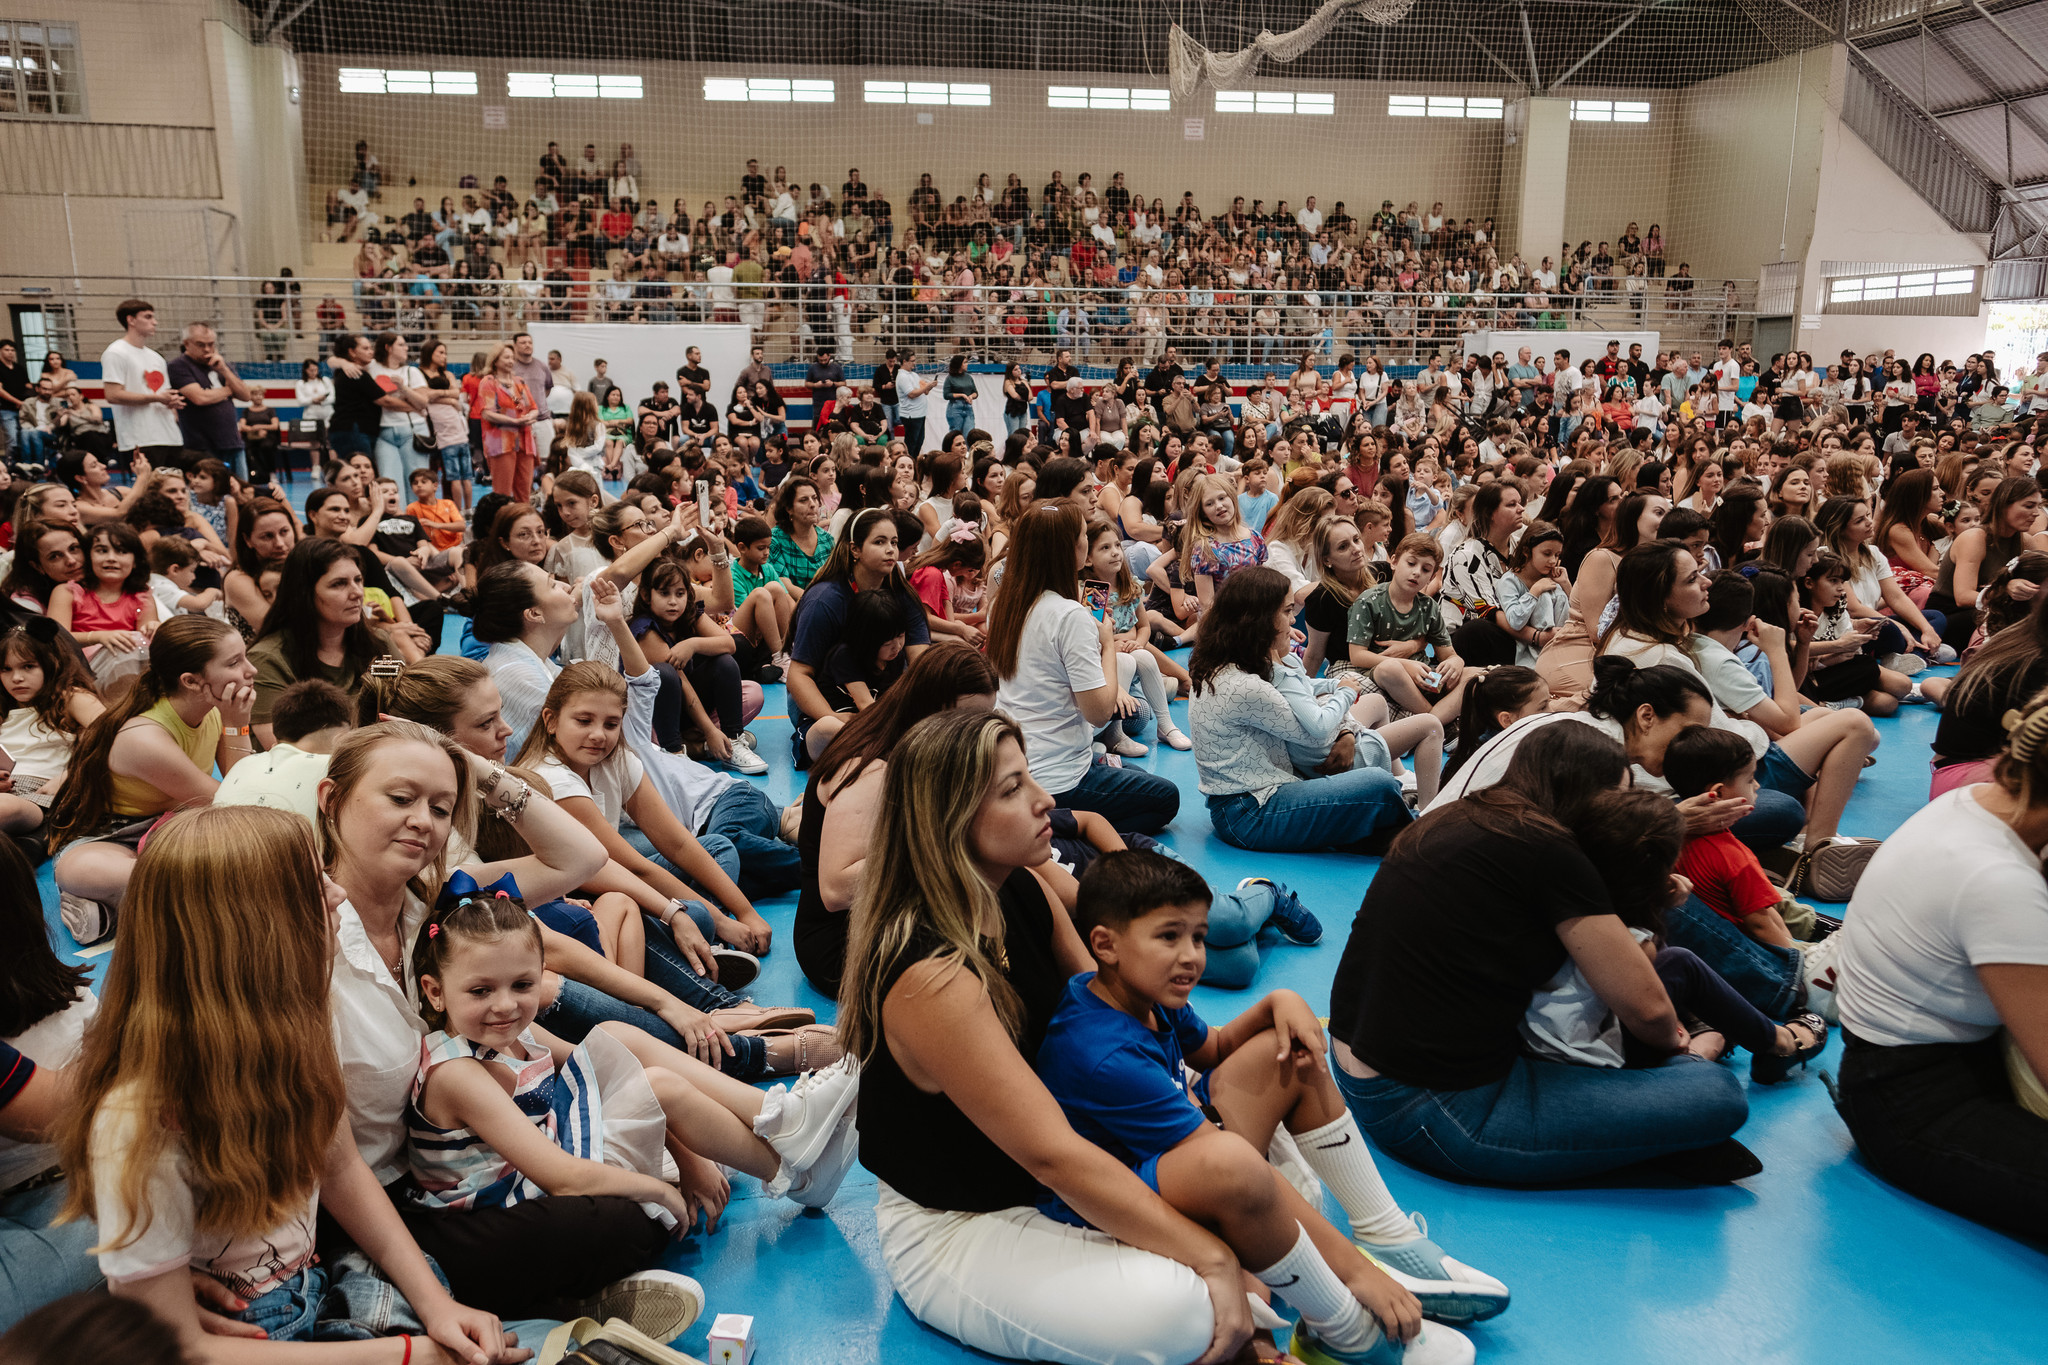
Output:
(1130, 648), (1178, 730)
(1294, 1113), (1415, 1244)
(1255, 1224), (1379, 1354)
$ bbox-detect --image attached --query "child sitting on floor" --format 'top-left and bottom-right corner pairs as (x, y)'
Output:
(1523, 787), (1830, 1084)
(1662, 725), (1819, 948)
(1036, 851), (1508, 1365)
(1345, 533), (1473, 727)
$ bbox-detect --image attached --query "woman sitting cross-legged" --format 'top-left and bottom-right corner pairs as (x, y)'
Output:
(1329, 720), (1754, 1185)
(1827, 682), (2048, 1240)
(1189, 566), (1409, 853)
(835, 707), (1254, 1365)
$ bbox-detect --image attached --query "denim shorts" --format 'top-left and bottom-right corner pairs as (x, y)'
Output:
(1756, 740), (1815, 799)
(439, 442), (474, 482)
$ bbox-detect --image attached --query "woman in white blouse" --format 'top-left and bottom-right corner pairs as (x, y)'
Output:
(1260, 486), (1332, 609)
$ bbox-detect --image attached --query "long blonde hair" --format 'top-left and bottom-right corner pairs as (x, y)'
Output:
(565, 390), (602, 447)
(58, 806), (344, 1249)
(1179, 471), (1247, 566)
(836, 709), (1028, 1061)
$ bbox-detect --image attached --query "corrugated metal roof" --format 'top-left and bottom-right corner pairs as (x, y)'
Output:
(1858, 2), (2048, 185)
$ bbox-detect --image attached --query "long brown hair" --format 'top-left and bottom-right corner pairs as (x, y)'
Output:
(46, 616), (234, 848)
(813, 641), (998, 801)
(0, 620), (97, 736)
(836, 709), (1028, 1057)
(58, 806), (344, 1249)
(985, 501), (1085, 678)
(1601, 541), (1696, 650)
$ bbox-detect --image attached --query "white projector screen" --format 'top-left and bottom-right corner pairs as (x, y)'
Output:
(524, 322), (754, 424)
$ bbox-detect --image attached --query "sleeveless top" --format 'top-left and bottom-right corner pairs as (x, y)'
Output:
(857, 866), (1067, 1213)
(109, 697), (221, 818)
(793, 767), (847, 996)
(70, 588), (143, 634)
(1935, 526), (2026, 600)
(407, 1028), (563, 1211)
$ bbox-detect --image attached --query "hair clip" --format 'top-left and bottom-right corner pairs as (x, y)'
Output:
(428, 924), (441, 938)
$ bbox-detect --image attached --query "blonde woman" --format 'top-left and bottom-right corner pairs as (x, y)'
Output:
(1262, 486), (1333, 609)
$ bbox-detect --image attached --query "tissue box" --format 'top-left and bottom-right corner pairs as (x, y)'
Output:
(706, 1314), (755, 1365)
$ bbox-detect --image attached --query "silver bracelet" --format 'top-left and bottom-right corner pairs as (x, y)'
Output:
(484, 764), (533, 822)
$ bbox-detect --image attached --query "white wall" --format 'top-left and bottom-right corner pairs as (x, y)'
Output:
(1794, 58), (1989, 359)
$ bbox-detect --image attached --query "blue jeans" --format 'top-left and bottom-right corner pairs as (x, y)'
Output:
(240, 1266), (327, 1341)
(700, 781), (802, 900)
(15, 428), (51, 463)
(1662, 894), (1803, 1019)
(0, 410), (15, 453)
(1052, 760), (1180, 834)
(1004, 411), (1028, 438)
(0, 1179), (104, 1326)
(1732, 786), (1805, 857)
(1874, 611), (1944, 656)
(542, 975), (768, 1079)
(439, 442), (474, 483)
(332, 425), (374, 461)
(621, 824), (740, 902)
(947, 399), (975, 435)
(1332, 1051), (1749, 1185)
(1097, 694), (1154, 746)
(372, 426), (422, 482)
(1206, 770), (1408, 853)
(1201, 880), (1285, 989)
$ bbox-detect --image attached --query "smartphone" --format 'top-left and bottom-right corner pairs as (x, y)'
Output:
(1421, 670), (1443, 691)
(0, 744), (14, 778)
(697, 478), (713, 524)
(1082, 578), (1113, 622)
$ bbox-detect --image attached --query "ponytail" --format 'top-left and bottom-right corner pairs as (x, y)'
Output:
(47, 616), (234, 849)
(1584, 656), (1712, 727)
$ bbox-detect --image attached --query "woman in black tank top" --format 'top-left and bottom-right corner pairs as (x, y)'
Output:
(835, 708), (1248, 1364)
(793, 643), (998, 998)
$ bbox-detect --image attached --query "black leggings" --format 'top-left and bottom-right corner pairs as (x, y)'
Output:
(1835, 1030), (2048, 1240)
(683, 649), (745, 737)
(1921, 592), (1979, 651)
(1623, 946), (1780, 1066)
(1450, 614), (1520, 669)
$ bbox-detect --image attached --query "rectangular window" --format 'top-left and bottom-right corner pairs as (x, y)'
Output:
(0, 19), (84, 117)
(1046, 86), (1169, 111)
(1216, 89), (1334, 115)
(506, 73), (644, 100)
(869, 80), (991, 106)
(1826, 267), (1977, 308)
(1572, 99), (1650, 122)
(1386, 95), (1503, 120)
(705, 76), (833, 103)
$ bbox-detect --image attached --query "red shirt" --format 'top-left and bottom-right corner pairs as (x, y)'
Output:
(1675, 830), (1780, 925)
(601, 210), (633, 240)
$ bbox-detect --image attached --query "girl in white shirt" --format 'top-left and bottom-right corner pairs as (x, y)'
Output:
(0, 620), (103, 836)
(60, 804), (511, 1358)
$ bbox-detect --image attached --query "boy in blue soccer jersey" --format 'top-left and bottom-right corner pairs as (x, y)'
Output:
(1036, 851), (1510, 1365)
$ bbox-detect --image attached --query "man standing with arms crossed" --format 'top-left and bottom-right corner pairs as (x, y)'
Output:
(507, 332), (554, 473)
(896, 347), (934, 456)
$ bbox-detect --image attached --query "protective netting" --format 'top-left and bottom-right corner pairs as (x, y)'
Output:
(208, 0), (1844, 367)
(1167, 0), (1418, 101)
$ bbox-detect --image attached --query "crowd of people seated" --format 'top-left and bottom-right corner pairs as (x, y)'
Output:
(312, 140), (1729, 365)
(3, 294), (2048, 1365)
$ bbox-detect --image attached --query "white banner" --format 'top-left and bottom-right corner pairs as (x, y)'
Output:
(524, 322), (754, 426)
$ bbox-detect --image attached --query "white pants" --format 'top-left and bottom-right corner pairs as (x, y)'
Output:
(875, 1183), (1212, 1365)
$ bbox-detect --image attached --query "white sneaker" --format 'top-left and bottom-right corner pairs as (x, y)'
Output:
(735, 729), (759, 751)
(771, 649), (791, 671)
(1934, 643), (1958, 664)
(756, 1055), (861, 1192)
(59, 892), (114, 945)
(724, 743), (770, 776)
(1880, 651), (1926, 676)
(783, 1098), (860, 1209)
(565, 1270), (705, 1344)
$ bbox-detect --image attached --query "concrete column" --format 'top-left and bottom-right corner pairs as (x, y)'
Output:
(1498, 97), (1571, 268)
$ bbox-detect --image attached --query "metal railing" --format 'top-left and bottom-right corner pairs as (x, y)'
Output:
(2, 274), (1761, 372)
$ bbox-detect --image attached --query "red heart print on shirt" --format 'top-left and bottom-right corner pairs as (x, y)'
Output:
(144, 370), (166, 391)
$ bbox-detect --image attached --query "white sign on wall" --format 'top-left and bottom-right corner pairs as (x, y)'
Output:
(1183, 117), (1205, 140)
(483, 105), (507, 130)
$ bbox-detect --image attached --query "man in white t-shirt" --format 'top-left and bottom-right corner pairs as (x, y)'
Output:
(1296, 196), (1323, 235)
(1712, 340), (1742, 427)
(366, 331), (430, 482)
(1531, 257), (1558, 292)
(99, 298), (187, 465)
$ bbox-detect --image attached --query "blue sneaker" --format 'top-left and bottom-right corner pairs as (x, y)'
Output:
(1239, 877), (1322, 945)
(1289, 1320), (1474, 1365)
(1356, 1213), (1511, 1325)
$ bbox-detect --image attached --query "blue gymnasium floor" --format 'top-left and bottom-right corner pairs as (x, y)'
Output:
(35, 666), (2048, 1365)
